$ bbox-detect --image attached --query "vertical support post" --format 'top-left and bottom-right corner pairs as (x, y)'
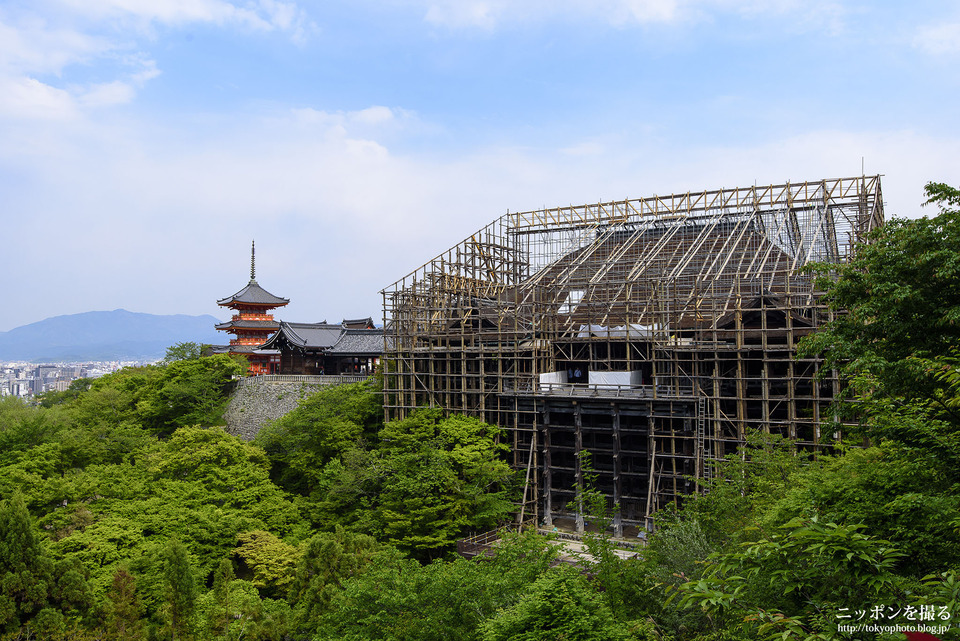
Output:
(542, 406), (553, 528)
(612, 403), (623, 538)
(645, 412), (656, 518)
(575, 402), (584, 535)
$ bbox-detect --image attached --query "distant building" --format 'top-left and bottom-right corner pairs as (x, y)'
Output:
(213, 242), (289, 375)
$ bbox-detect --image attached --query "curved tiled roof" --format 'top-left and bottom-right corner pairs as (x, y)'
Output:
(214, 319), (280, 331)
(341, 317), (376, 329)
(327, 328), (385, 354)
(260, 322), (343, 350)
(217, 280), (289, 307)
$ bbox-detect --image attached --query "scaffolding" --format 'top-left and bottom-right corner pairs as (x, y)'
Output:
(381, 176), (884, 534)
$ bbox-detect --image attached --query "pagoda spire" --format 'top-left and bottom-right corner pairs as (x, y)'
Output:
(250, 240), (256, 282)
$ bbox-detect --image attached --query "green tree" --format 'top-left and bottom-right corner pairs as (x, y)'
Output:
(233, 531), (300, 599)
(138, 355), (244, 433)
(162, 539), (197, 641)
(0, 492), (91, 636)
(679, 431), (811, 548)
(162, 342), (203, 364)
(102, 567), (144, 641)
(254, 379), (384, 498)
(480, 566), (631, 641)
(289, 528), (383, 637)
(316, 531), (559, 641)
(761, 443), (960, 576)
(369, 410), (516, 558)
(677, 517), (906, 640)
(0, 491), (55, 632)
(800, 181), (960, 424)
(210, 558), (234, 638)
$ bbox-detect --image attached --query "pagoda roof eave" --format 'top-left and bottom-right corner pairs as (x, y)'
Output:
(215, 319), (281, 330)
(217, 280), (290, 307)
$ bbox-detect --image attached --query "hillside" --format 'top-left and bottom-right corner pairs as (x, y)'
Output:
(0, 309), (223, 362)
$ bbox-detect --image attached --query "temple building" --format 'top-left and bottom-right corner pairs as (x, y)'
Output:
(214, 242), (289, 375)
(259, 319), (383, 375)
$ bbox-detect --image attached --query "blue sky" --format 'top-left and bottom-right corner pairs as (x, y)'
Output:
(1, 0), (958, 332)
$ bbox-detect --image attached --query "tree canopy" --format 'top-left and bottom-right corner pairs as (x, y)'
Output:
(5, 185), (960, 641)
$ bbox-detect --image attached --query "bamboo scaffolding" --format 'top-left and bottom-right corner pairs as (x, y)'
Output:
(381, 176), (883, 527)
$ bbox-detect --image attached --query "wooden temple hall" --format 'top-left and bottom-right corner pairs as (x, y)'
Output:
(214, 242), (382, 376)
(381, 176), (885, 534)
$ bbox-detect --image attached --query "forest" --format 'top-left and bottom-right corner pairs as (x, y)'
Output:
(1, 183), (959, 641)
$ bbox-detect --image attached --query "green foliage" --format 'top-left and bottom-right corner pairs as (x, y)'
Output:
(361, 410), (516, 558)
(677, 517), (906, 640)
(196, 578), (292, 641)
(766, 444), (960, 576)
(162, 539), (197, 641)
(0, 492), (91, 635)
(480, 565), (632, 641)
(254, 379), (384, 497)
(233, 531), (300, 599)
(0, 397), (73, 467)
(102, 567), (144, 641)
(800, 182), (960, 444)
(0, 491), (55, 632)
(162, 342), (203, 364)
(45, 428), (305, 608)
(260, 388), (516, 558)
(681, 431), (811, 547)
(315, 531), (560, 641)
(289, 528), (385, 638)
(208, 558), (234, 639)
(137, 355), (244, 433)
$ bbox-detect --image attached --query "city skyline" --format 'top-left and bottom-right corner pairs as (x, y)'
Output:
(2, 0), (958, 332)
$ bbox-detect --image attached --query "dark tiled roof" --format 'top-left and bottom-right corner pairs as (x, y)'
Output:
(204, 345), (232, 355)
(226, 345), (258, 354)
(260, 322), (343, 350)
(214, 319), (281, 331)
(327, 328), (385, 355)
(217, 280), (289, 307)
(342, 317), (376, 329)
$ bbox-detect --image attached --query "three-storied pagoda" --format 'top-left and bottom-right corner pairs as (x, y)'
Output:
(215, 242), (289, 375)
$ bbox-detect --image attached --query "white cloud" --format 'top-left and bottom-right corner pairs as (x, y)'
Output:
(352, 106), (396, 125)
(0, 0), (309, 126)
(0, 17), (112, 76)
(560, 141), (605, 156)
(914, 22), (960, 55)
(418, 0), (848, 30)
(425, 2), (499, 30)
(4, 97), (951, 331)
(422, 0), (680, 29)
(0, 76), (77, 120)
(53, 0), (314, 37)
(79, 80), (136, 107)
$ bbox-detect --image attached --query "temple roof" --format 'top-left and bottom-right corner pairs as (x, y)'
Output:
(214, 319), (281, 331)
(217, 280), (289, 308)
(327, 328), (385, 355)
(260, 322), (344, 351)
(341, 317), (376, 329)
(217, 242), (289, 308)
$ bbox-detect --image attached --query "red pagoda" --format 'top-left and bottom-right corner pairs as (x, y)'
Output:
(215, 241), (289, 375)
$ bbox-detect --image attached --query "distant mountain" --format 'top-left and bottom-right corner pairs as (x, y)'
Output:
(0, 310), (224, 362)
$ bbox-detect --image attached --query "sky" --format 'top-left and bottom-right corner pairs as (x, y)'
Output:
(1, 0), (958, 332)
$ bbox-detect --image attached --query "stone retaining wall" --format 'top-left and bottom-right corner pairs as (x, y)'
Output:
(223, 379), (326, 441)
